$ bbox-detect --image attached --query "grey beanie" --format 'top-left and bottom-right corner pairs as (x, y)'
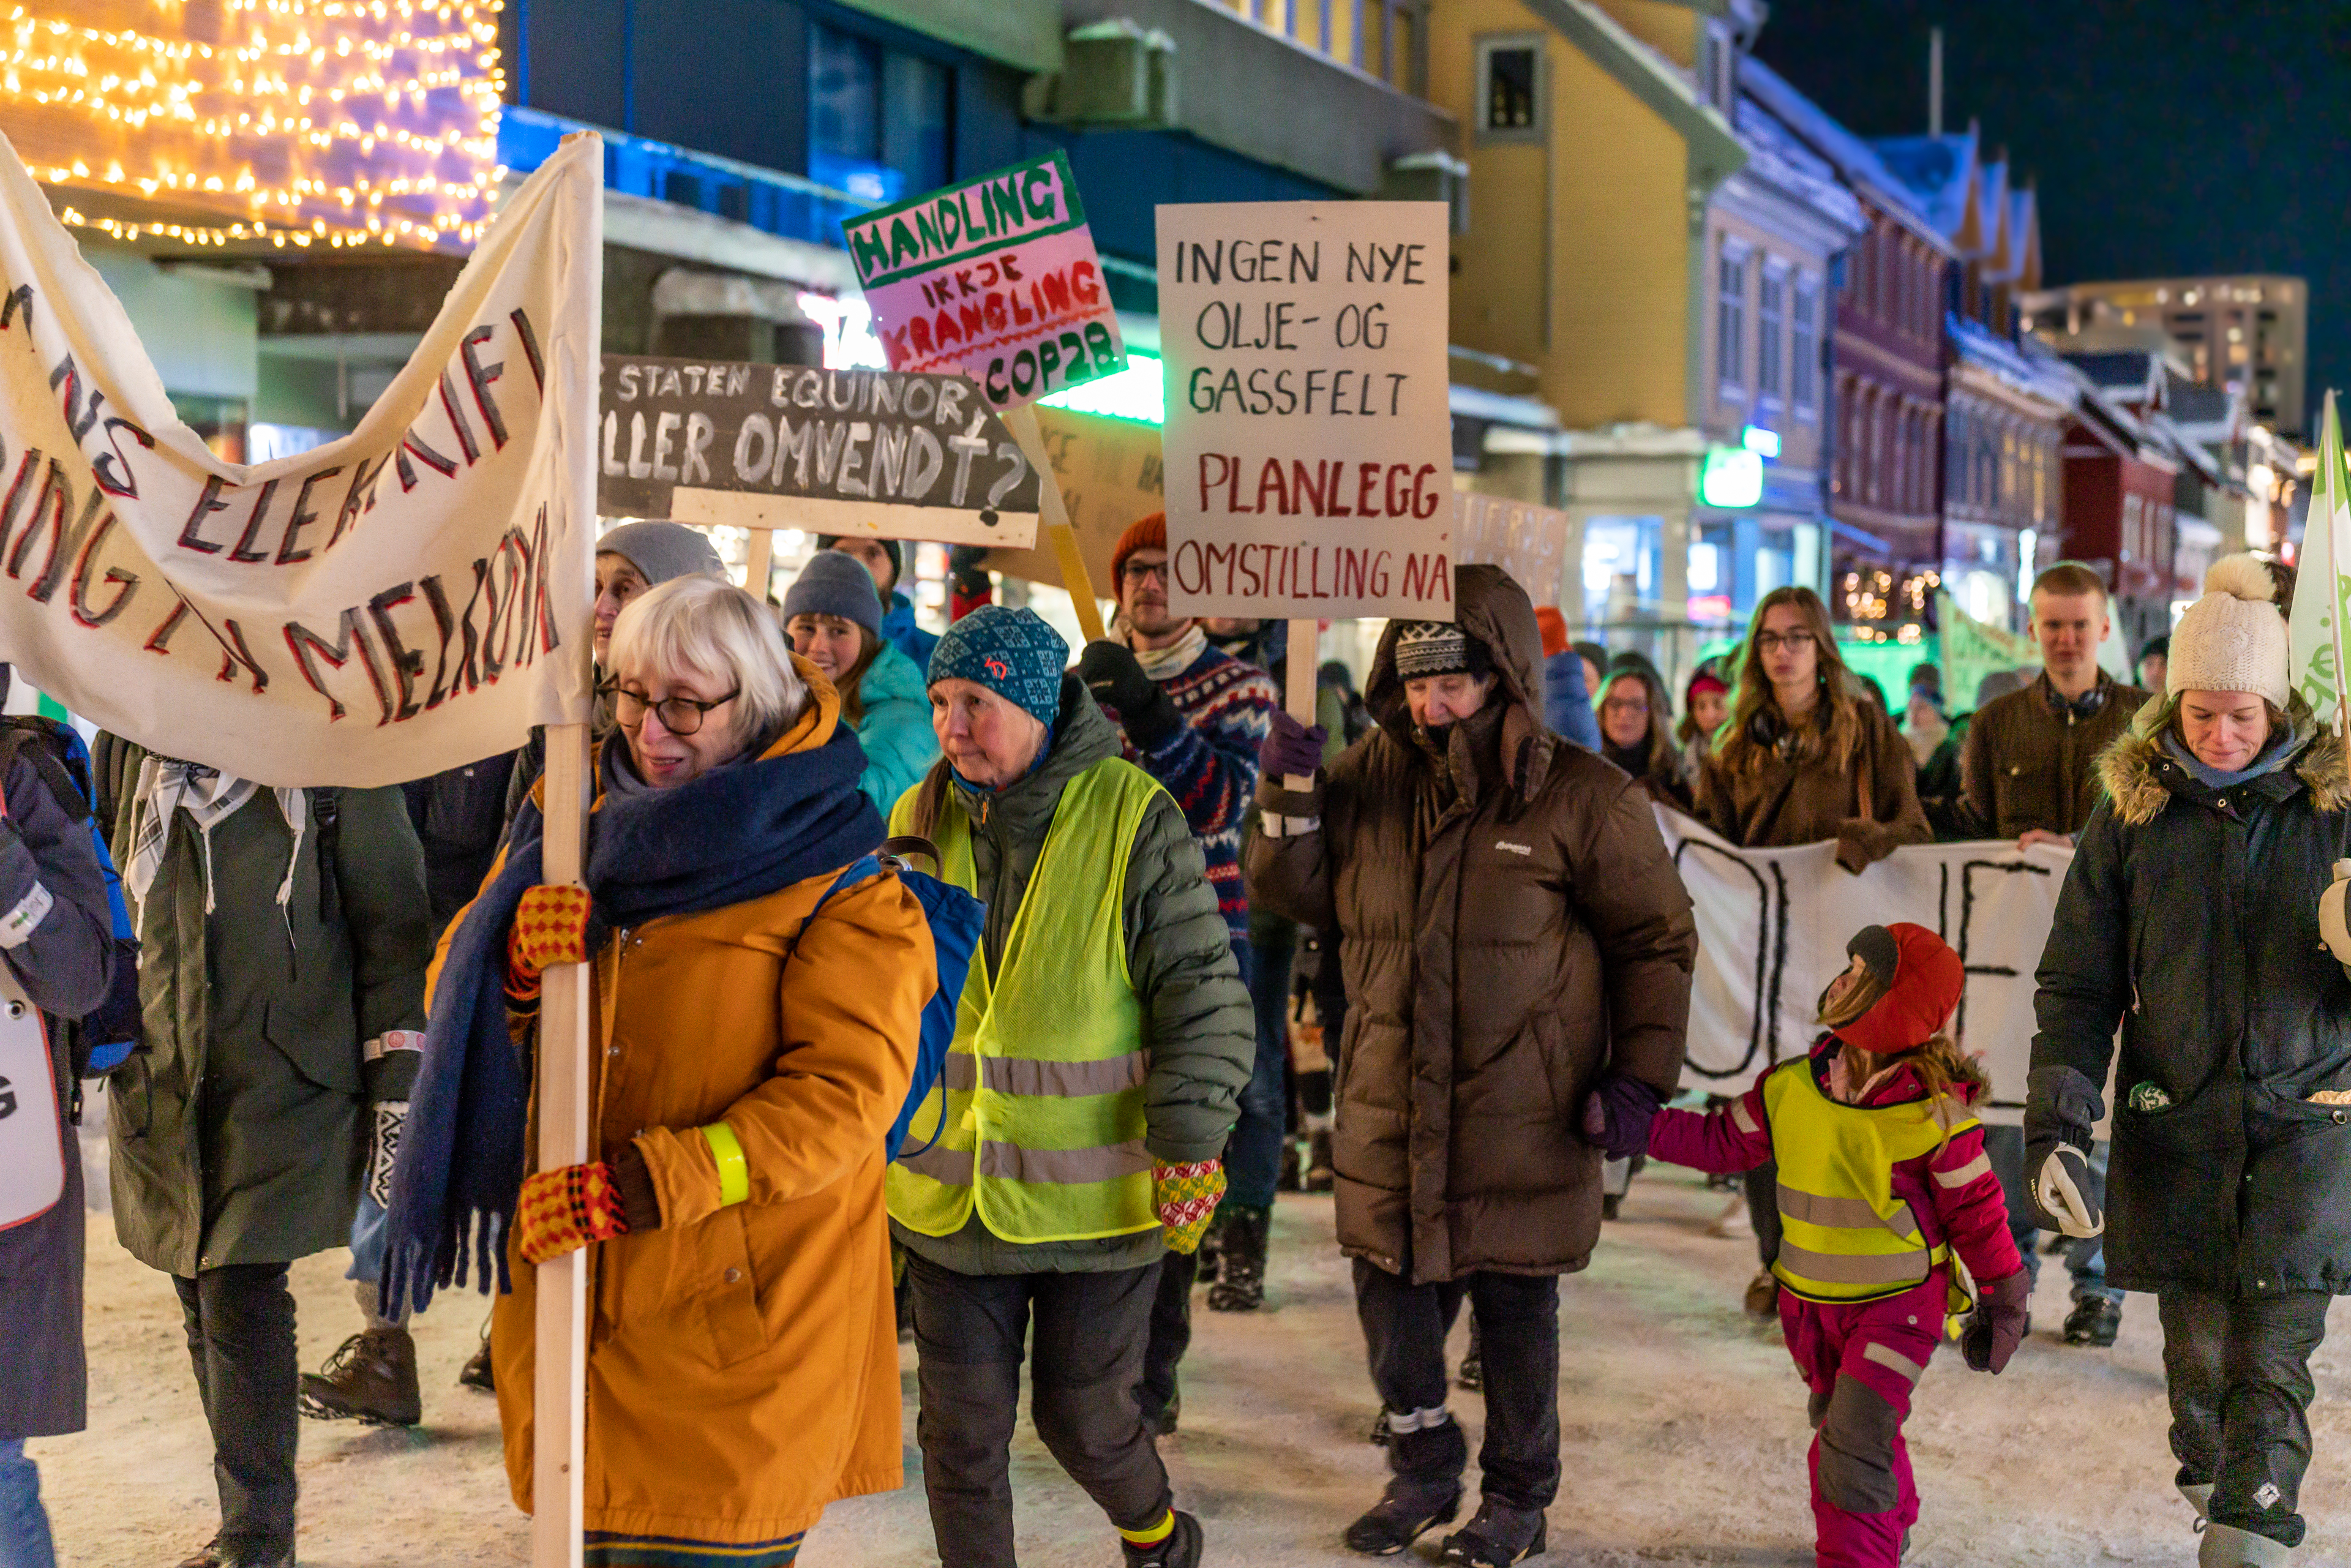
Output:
(781, 549), (885, 639)
(597, 520), (727, 585)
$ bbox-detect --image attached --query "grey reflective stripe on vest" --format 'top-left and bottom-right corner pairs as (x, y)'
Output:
(1933, 1151), (1993, 1188)
(1862, 1341), (1927, 1384)
(894, 1137), (1152, 1188)
(1778, 1184), (1921, 1240)
(1776, 1240), (1931, 1286)
(978, 1139), (1153, 1185)
(898, 1141), (975, 1185)
(938, 1051), (1147, 1098)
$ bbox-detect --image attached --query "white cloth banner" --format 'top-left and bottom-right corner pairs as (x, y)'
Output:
(1656, 807), (2072, 1124)
(0, 131), (599, 788)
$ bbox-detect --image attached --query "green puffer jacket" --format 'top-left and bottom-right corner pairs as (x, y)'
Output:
(888, 673), (1254, 1275)
(94, 739), (432, 1277)
(850, 641), (939, 819)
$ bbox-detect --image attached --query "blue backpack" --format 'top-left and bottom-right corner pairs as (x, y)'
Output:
(805, 836), (984, 1161)
(0, 718), (141, 1077)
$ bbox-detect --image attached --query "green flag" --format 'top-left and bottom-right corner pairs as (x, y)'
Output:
(2288, 390), (2351, 726)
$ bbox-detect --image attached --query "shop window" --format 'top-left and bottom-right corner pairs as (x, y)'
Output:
(809, 22), (951, 204)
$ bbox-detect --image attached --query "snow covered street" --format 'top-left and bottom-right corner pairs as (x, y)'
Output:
(37, 1151), (2351, 1567)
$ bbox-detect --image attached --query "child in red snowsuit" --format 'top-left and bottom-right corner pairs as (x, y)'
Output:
(1649, 923), (2028, 1568)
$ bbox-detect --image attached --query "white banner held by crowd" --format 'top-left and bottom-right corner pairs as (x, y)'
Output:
(1155, 201), (1455, 620)
(1657, 808), (2071, 1123)
(0, 131), (599, 789)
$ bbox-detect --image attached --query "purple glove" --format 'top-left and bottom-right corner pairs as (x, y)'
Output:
(1580, 1073), (1664, 1161)
(1259, 710), (1329, 781)
(1962, 1269), (2030, 1374)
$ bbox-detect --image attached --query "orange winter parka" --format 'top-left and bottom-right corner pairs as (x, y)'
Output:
(440, 685), (932, 1550)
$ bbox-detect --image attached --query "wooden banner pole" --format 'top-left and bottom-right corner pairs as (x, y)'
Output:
(1284, 620), (1319, 791)
(1003, 403), (1106, 645)
(533, 721), (591, 1568)
(742, 527), (776, 602)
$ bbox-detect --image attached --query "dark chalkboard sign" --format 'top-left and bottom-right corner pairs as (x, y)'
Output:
(596, 356), (1042, 547)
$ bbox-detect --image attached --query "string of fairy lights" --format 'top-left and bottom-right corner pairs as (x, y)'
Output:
(2, 0), (504, 250)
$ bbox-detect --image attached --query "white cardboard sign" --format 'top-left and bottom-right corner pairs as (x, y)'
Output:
(1155, 201), (1455, 620)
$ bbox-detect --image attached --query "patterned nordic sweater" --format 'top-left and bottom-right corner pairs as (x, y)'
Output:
(1099, 632), (1276, 947)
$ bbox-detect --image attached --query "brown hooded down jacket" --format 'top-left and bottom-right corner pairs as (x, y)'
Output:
(1247, 565), (1697, 1283)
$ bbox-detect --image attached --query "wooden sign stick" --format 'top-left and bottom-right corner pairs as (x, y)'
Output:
(743, 527), (776, 602)
(533, 721), (592, 1568)
(1285, 620), (1319, 790)
(1003, 403), (1107, 645)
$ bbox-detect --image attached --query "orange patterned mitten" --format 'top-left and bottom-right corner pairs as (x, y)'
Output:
(506, 884), (593, 1000)
(514, 1161), (628, 1265)
(1153, 1159), (1226, 1255)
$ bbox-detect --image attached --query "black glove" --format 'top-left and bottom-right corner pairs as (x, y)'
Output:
(1580, 1073), (1665, 1161)
(2023, 1065), (2106, 1233)
(1962, 1269), (2031, 1373)
(1259, 710), (1329, 781)
(948, 544), (991, 599)
(1077, 640), (1181, 748)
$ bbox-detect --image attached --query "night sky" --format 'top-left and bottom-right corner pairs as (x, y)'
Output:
(1758, 2), (2350, 443)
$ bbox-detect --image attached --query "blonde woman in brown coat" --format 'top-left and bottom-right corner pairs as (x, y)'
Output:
(1692, 585), (1931, 1318)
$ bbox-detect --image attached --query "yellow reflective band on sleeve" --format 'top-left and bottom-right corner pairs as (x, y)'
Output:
(700, 1122), (750, 1208)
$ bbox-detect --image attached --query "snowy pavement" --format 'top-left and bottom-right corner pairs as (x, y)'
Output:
(37, 1150), (2351, 1566)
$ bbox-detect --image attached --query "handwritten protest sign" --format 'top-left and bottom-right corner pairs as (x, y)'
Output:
(1454, 492), (1568, 606)
(842, 151), (1127, 413)
(978, 405), (1161, 591)
(0, 130), (596, 789)
(597, 356), (1040, 550)
(1155, 201), (1454, 621)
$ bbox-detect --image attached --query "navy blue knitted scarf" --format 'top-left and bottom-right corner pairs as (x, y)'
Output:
(380, 725), (882, 1315)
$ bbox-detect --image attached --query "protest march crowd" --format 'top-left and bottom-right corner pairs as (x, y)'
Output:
(7, 502), (2349, 1568)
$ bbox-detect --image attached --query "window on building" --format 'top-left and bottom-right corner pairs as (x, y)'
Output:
(1791, 276), (1820, 417)
(809, 22), (951, 205)
(1717, 242), (1748, 396)
(1477, 38), (1542, 137)
(1757, 264), (1786, 407)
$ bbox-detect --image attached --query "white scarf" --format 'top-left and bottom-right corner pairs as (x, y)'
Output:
(126, 756), (309, 917)
(1128, 621), (1207, 683)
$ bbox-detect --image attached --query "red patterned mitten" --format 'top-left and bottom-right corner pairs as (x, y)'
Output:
(514, 1161), (629, 1266)
(1153, 1159), (1227, 1255)
(506, 884), (593, 1002)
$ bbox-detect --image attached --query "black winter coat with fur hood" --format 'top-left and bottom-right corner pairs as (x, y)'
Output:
(2029, 708), (2351, 1295)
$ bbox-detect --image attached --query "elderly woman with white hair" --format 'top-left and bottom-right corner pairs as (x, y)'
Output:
(383, 574), (934, 1568)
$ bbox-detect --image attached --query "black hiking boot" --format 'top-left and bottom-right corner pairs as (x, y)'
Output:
(301, 1327), (421, 1427)
(1122, 1510), (1203, 1568)
(1457, 1322), (1483, 1392)
(1344, 1476), (1462, 1555)
(2064, 1295), (2123, 1347)
(1439, 1499), (1548, 1565)
(459, 1317), (496, 1392)
(1304, 1127), (1335, 1192)
(1207, 1203), (1270, 1311)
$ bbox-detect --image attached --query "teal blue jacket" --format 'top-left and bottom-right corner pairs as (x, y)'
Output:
(851, 643), (939, 819)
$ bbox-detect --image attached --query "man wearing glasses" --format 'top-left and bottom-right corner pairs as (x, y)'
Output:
(1075, 512), (1278, 1427)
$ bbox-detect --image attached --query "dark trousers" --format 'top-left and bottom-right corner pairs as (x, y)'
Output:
(1744, 1160), (1783, 1266)
(2159, 1286), (2331, 1547)
(173, 1264), (298, 1559)
(1352, 1258), (1561, 1510)
(906, 1252), (1172, 1568)
(1229, 917), (1291, 1209)
(1136, 1249), (1196, 1425)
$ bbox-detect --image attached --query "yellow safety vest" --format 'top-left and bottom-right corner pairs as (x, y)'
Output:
(885, 757), (1165, 1245)
(1762, 1056), (1976, 1305)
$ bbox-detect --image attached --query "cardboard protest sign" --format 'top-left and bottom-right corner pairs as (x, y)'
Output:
(978, 404), (1161, 590)
(1655, 807), (2071, 1125)
(1156, 201), (1455, 620)
(597, 357), (1040, 549)
(0, 130), (597, 789)
(843, 152), (1127, 413)
(1454, 492), (1568, 606)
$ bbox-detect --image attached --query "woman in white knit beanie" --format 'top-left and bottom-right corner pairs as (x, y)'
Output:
(2026, 552), (2351, 1567)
